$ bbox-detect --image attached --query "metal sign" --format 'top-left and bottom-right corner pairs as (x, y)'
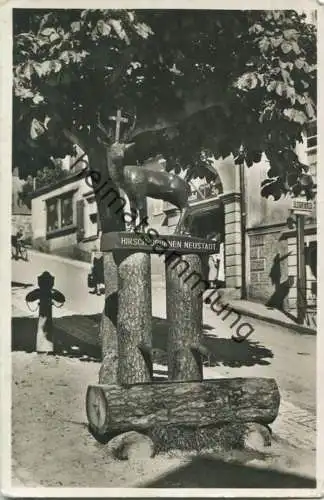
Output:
(101, 231), (219, 255)
(291, 198), (313, 216)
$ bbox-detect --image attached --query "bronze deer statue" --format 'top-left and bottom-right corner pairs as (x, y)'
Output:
(98, 113), (191, 234)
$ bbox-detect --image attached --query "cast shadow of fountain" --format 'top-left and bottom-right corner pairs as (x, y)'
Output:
(12, 281), (34, 288)
(152, 317), (273, 368)
(11, 314), (101, 362)
(140, 453), (315, 488)
(11, 287), (114, 361)
(12, 312), (273, 369)
(12, 317), (38, 353)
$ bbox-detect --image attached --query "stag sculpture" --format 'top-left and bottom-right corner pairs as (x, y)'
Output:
(98, 112), (191, 234)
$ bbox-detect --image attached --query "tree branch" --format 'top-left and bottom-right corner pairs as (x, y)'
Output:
(108, 46), (136, 89)
(123, 112), (137, 142)
(40, 84), (92, 152)
(129, 87), (230, 140)
(62, 127), (88, 152)
(97, 112), (109, 135)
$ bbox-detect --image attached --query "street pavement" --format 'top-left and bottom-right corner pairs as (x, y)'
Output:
(11, 249), (316, 453)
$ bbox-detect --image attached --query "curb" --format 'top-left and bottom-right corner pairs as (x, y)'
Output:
(227, 303), (316, 336)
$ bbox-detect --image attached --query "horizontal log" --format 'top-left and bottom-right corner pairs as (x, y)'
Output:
(86, 378), (280, 436)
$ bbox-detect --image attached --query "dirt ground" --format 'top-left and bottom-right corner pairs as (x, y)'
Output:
(10, 351), (316, 490)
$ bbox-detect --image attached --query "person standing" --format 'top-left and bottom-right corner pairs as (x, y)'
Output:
(216, 240), (225, 287)
(12, 227), (24, 260)
(207, 233), (225, 289)
(89, 251), (105, 295)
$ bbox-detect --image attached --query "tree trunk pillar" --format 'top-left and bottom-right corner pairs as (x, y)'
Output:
(98, 252), (119, 384)
(165, 253), (204, 381)
(116, 251), (153, 384)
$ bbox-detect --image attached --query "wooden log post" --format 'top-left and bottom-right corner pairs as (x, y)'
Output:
(101, 232), (220, 384)
(165, 253), (206, 381)
(116, 250), (153, 384)
(87, 145), (129, 384)
(98, 252), (119, 384)
(86, 377), (280, 436)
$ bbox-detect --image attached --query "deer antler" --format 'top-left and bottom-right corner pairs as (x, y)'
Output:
(97, 136), (110, 148)
(96, 111), (111, 140)
(123, 111), (137, 143)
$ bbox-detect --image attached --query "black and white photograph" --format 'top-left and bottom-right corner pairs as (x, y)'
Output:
(1, 3), (322, 495)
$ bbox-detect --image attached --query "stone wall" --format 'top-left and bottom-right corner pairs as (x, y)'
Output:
(32, 233), (95, 263)
(47, 231), (78, 259)
(244, 148), (317, 313)
(221, 193), (241, 293)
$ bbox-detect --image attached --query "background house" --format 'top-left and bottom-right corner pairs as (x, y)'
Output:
(12, 166), (32, 241)
(147, 154), (242, 293)
(29, 150), (101, 262)
(245, 122), (317, 325)
(147, 123), (317, 327)
(26, 120), (317, 327)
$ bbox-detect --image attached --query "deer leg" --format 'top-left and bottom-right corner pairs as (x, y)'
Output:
(174, 205), (189, 235)
(127, 195), (138, 232)
(137, 201), (148, 233)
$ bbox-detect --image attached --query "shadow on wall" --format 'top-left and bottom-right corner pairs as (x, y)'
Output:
(266, 252), (293, 312)
(266, 245), (317, 326)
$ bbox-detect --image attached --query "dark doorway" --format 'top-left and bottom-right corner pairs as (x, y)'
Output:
(187, 204), (224, 240)
(184, 204), (225, 285)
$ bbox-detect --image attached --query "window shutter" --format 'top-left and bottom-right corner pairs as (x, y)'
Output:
(76, 199), (85, 241)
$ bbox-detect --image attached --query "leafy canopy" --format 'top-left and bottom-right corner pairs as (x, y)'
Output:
(13, 9), (317, 199)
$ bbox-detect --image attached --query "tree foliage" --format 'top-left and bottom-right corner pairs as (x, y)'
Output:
(13, 9), (316, 198)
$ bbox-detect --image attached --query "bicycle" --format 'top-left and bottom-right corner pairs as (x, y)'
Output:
(11, 239), (28, 261)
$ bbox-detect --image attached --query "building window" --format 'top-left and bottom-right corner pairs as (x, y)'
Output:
(47, 199), (59, 232)
(84, 195), (99, 239)
(306, 120), (317, 185)
(61, 195), (73, 227)
(189, 181), (222, 202)
(46, 192), (75, 234)
(152, 200), (164, 216)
